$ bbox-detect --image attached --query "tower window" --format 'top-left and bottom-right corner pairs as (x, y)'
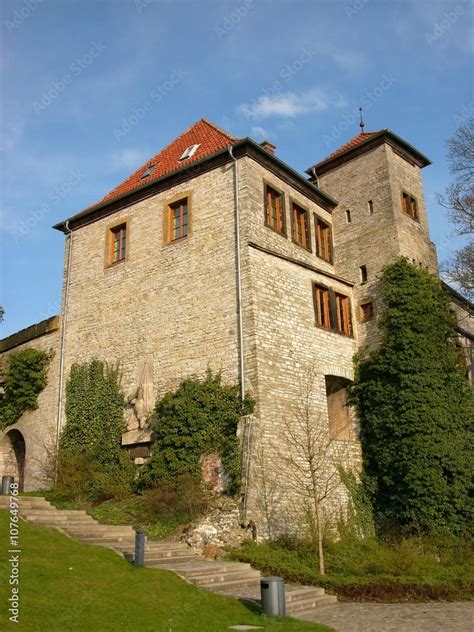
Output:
(401, 191), (419, 221)
(360, 300), (375, 322)
(315, 215), (333, 263)
(107, 222), (127, 266)
(313, 283), (353, 337)
(345, 209), (352, 223)
(360, 265), (368, 284)
(368, 200), (374, 214)
(313, 284), (332, 330)
(168, 197), (189, 242)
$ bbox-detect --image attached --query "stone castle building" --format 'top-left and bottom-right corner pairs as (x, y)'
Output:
(1, 119), (472, 533)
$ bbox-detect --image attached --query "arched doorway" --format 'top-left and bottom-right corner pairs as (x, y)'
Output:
(0, 429), (26, 491)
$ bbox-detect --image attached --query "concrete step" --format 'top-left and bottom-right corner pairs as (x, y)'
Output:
(144, 548), (199, 561)
(145, 555), (204, 567)
(198, 576), (262, 592)
(191, 569), (261, 586)
(286, 586), (325, 602)
(74, 535), (136, 545)
(285, 593), (337, 613)
(176, 563), (254, 578)
(63, 525), (135, 533)
(22, 509), (89, 516)
(24, 514), (95, 523)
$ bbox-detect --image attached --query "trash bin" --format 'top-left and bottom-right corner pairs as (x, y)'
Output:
(1, 476), (14, 495)
(260, 576), (285, 616)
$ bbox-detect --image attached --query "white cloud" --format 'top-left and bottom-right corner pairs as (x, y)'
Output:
(251, 126), (268, 139)
(238, 89), (345, 119)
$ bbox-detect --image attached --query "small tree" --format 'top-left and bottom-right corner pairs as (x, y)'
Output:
(350, 258), (473, 536)
(275, 371), (353, 574)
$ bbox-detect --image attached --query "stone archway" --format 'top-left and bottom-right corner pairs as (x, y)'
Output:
(0, 429), (26, 491)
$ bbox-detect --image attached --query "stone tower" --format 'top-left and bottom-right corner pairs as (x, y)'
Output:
(307, 130), (439, 348)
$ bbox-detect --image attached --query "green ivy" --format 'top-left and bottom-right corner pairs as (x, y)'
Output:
(350, 258), (474, 536)
(138, 371), (255, 494)
(0, 348), (52, 429)
(60, 360), (134, 499)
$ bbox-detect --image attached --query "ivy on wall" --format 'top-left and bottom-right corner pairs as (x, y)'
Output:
(138, 371), (255, 495)
(0, 348), (52, 429)
(59, 360), (134, 499)
(350, 258), (474, 536)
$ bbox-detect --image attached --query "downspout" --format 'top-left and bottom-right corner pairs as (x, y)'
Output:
(228, 145), (253, 524)
(54, 220), (73, 478)
(311, 166), (320, 188)
(228, 145), (245, 401)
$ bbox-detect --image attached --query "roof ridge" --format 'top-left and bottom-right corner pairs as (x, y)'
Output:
(200, 118), (237, 141)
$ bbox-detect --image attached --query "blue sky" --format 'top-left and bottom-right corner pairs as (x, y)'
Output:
(0, 0), (473, 337)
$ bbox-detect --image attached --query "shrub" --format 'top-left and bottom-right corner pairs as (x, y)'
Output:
(0, 348), (52, 429)
(350, 258), (474, 536)
(138, 371), (254, 494)
(141, 474), (209, 522)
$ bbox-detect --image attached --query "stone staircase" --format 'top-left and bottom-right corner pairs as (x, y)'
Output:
(0, 496), (336, 617)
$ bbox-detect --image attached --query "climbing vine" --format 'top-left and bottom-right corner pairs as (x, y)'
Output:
(138, 371), (255, 494)
(350, 258), (474, 536)
(0, 348), (52, 429)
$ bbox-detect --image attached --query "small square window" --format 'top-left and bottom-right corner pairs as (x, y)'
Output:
(315, 215), (333, 263)
(401, 191), (419, 221)
(360, 300), (375, 322)
(291, 202), (310, 249)
(108, 223), (127, 265)
(264, 184), (286, 235)
(141, 164), (156, 179)
(179, 144), (200, 161)
(168, 197), (189, 242)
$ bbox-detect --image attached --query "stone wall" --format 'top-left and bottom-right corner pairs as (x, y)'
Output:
(0, 317), (60, 491)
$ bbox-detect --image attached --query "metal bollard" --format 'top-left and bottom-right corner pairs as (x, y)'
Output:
(1, 476), (14, 495)
(134, 530), (145, 567)
(260, 576), (286, 616)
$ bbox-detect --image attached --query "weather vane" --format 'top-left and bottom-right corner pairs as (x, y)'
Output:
(359, 107), (365, 133)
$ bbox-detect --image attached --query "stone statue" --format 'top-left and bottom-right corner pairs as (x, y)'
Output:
(125, 355), (154, 431)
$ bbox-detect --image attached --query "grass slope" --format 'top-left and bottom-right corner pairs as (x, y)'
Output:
(0, 512), (330, 631)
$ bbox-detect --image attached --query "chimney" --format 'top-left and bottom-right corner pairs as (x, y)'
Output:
(259, 140), (276, 155)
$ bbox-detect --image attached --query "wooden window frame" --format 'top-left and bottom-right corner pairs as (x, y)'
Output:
(401, 190), (419, 222)
(312, 283), (332, 331)
(313, 282), (353, 337)
(105, 219), (129, 268)
(264, 182), (286, 237)
(164, 192), (192, 244)
(314, 213), (333, 263)
(359, 299), (376, 322)
(290, 199), (311, 251)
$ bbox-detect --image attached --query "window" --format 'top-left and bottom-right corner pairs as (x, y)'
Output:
(264, 184), (286, 235)
(313, 283), (353, 336)
(325, 376), (355, 440)
(141, 164), (156, 179)
(401, 191), (419, 221)
(313, 284), (332, 330)
(315, 215), (332, 262)
(360, 300), (375, 322)
(108, 223), (127, 265)
(360, 265), (368, 284)
(168, 197), (188, 242)
(291, 202), (310, 249)
(345, 209), (352, 223)
(179, 144), (200, 160)
(368, 200), (374, 215)
(335, 292), (352, 336)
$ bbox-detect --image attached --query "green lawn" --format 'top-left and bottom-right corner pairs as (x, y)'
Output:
(0, 512), (331, 631)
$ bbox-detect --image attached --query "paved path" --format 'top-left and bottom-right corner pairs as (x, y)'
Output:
(299, 602), (474, 632)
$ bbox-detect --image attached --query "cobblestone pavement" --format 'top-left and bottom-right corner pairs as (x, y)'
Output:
(298, 602), (474, 632)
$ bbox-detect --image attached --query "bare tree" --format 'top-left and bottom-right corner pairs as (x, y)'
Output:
(437, 118), (474, 299)
(274, 371), (354, 575)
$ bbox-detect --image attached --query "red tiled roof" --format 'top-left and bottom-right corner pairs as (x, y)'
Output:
(322, 131), (382, 163)
(98, 119), (237, 206)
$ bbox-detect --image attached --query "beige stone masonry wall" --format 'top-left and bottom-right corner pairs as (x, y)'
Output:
(0, 325), (60, 491)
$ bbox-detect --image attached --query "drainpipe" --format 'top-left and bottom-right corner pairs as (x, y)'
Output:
(54, 220), (73, 478)
(311, 166), (320, 188)
(228, 145), (245, 402)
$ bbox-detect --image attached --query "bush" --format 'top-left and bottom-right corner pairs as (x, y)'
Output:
(141, 474), (209, 522)
(138, 371), (254, 494)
